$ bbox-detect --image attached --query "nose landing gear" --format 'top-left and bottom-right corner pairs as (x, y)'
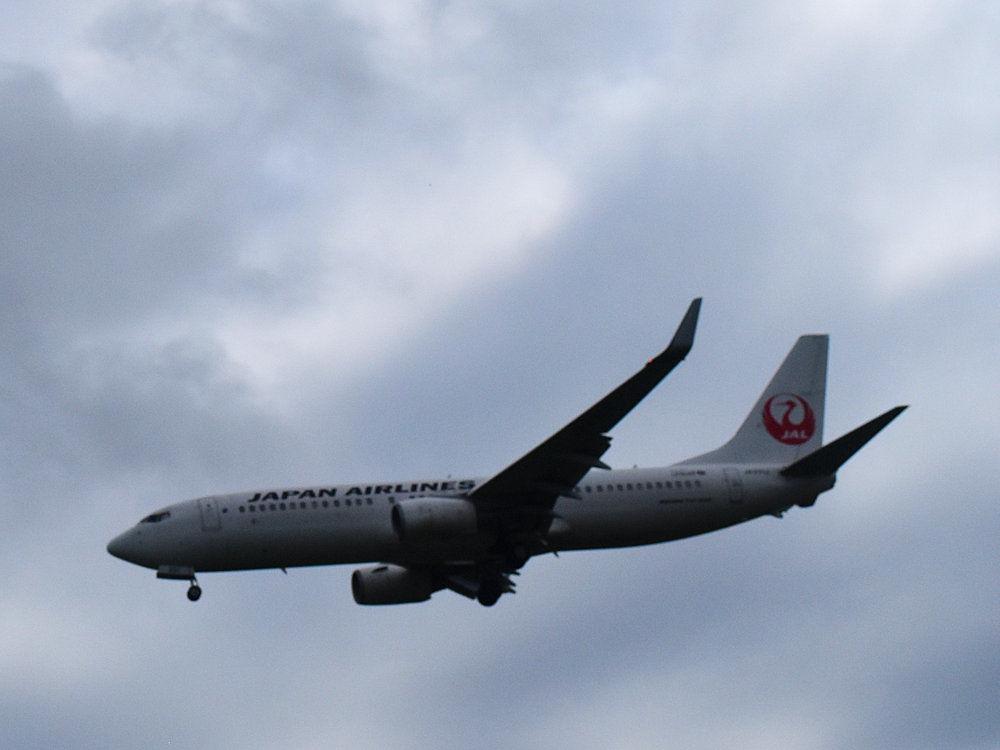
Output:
(156, 565), (202, 602)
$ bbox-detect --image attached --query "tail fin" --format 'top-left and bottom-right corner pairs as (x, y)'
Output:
(682, 335), (828, 465)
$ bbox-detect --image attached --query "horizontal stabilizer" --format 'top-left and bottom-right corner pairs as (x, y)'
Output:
(780, 405), (908, 478)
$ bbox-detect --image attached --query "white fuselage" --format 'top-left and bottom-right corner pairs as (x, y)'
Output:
(107, 464), (831, 575)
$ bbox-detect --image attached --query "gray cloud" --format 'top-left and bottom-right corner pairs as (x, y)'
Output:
(1, 2), (998, 749)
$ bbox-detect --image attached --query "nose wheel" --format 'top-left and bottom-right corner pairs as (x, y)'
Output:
(156, 566), (202, 601)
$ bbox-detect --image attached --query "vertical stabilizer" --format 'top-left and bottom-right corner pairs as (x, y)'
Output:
(681, 335), (828, 465)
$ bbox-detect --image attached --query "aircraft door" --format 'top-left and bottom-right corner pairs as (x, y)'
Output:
(724, 468), (744, 504)
(198, 497), (222, 531)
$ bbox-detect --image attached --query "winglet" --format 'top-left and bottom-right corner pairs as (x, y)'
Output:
(664, 297), (701, 359)
(781, 405), (908, 478)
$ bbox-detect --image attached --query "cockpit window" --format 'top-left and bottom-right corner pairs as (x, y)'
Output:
(140, 511), (171, 524)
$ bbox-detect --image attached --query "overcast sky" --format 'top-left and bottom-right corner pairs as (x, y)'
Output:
(2, 1), (998, 748)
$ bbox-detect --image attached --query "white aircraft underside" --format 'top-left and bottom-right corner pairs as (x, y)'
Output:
(108, 300), (906, 606)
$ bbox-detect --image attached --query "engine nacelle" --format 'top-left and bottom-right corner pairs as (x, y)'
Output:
(390, 497), (478, 543)
(351, 564), (437, 605)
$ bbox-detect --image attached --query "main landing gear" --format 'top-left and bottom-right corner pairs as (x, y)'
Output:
(187, 580), (202, 601)
(477, 578), (502, 607)
(476, 568), (517, 607)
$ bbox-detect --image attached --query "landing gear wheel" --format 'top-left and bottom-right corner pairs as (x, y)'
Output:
(477, 580), (502, 607)
(187, 583), (202, 601)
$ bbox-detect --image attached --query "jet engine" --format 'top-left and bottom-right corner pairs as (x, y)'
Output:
(351, 564), (437, 605)
(390, 497), (478, 543)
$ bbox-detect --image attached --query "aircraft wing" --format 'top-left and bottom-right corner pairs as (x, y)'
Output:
(468, 299), (701, 523)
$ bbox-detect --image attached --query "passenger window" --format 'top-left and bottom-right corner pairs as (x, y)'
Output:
(321, 500), (329, 508)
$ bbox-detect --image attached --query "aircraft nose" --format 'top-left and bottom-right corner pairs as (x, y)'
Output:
(107, 530), (138, 562)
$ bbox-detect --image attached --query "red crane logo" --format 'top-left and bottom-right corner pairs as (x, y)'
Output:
(762, 394), (815, 445)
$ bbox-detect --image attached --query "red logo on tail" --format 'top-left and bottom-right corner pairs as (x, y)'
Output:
(762, 394), (815, 445)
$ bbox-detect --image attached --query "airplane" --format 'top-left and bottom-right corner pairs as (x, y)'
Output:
(107, 299), (906, 606)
